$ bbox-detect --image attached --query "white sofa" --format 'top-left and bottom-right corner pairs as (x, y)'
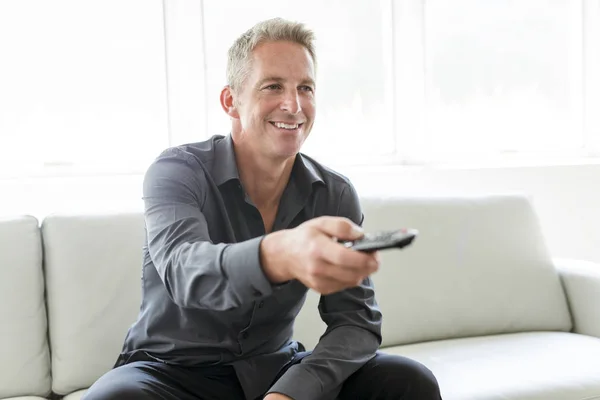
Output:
(2, 194), (600, 400)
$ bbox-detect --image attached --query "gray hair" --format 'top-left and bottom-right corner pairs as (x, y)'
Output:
(226, 17), (317, 92)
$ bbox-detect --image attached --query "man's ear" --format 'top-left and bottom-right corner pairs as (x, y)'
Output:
(220, 86), (240, 119)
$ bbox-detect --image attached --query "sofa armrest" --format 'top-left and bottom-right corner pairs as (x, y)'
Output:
(555, 258), (600, 338)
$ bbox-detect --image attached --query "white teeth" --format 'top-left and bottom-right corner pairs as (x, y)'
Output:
(274, 122), (299, 130)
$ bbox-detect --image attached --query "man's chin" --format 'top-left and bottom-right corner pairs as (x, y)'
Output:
(275, 147), (301, 160)
(270, 141), (304, 160)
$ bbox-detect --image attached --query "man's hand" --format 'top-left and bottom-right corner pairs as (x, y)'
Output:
(260, 216), (380, 295)
(264, 393), (293, 400)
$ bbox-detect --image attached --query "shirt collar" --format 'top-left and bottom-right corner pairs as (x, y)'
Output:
(213, 134), (325, 189)
(213, 134), (240, 186)
(293, 152), (326, 191)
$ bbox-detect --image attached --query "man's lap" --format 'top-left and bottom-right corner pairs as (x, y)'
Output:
(82, 358), (245, 400)
(82, 351), (441, 400)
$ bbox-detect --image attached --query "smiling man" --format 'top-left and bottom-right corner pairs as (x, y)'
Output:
(82, 18), (442, 400)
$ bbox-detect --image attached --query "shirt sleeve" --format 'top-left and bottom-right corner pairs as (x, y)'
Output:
(267, 182), (383, 400)
(143, 155), (275, 310)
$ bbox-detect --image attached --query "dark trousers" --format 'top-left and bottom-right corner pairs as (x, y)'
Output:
(82, 351), (442, 400)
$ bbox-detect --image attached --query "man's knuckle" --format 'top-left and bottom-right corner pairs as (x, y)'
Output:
(307, 261), (322, 277)
(328, 249), (342, 265)
(307, 241), (320, 258)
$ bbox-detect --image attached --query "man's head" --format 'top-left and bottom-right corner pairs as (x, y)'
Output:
(226, 18), (317, 92)
(220, 18), (317, 161)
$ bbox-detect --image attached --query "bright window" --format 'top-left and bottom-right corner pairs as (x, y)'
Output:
(1, 0), (599, 181)
(422, 0), (584, 161)
(0, 0), (168, 178)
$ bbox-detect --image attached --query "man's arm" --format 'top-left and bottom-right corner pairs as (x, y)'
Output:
(143, 156), (276, 310)
(266, 183), (383, 400)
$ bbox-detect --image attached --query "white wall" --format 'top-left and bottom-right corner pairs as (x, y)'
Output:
(2, 163), (599, 263)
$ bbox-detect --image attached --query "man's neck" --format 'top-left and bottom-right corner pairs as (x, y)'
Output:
(233, 142), (295, 212)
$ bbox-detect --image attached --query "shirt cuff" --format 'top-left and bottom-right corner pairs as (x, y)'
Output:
(267, 364), (325, 400)
(221, 236), (274, 300)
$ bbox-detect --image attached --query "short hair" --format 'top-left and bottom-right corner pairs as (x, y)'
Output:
(226, 17), (317, 91)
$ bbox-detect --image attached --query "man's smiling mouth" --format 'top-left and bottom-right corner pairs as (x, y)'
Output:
(269, 121), (304, 130)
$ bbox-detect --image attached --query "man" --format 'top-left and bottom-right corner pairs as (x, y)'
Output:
(83, 18), (441, 400)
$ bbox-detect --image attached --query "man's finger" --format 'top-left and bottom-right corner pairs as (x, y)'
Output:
(311, 234), (379, 273)
(310, 216), (364, 241)
(310, 272), (362, 294)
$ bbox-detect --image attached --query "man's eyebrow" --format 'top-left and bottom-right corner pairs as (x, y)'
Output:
(300, 78), (316, 87)
(255, 76), (316, 88)
(255, 76), (283, 87)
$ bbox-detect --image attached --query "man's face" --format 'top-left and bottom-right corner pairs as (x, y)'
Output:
(232, 40), (316, 160)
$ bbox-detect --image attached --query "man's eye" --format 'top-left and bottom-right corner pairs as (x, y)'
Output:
(299, 86), (314, 92)
(264, 84), (281, 90)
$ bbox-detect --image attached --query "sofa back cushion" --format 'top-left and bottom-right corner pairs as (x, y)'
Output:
(365, 194), (572, 346)
(0, 216), (51, 398)
(42, 213), (145, 395)
(293, 195), (573, 349)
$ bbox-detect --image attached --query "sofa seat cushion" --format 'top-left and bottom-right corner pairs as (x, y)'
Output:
(62, 390), (86, 400)
(382, 332), (600, 400)
(3, 397), (49, 400)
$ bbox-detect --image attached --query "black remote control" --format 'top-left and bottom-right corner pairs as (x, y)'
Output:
(339, 228), (418, 252)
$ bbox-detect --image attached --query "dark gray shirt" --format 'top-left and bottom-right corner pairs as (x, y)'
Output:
(120, 134), (382, 400)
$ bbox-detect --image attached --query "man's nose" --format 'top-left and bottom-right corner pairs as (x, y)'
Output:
(280, 90), (301, 115)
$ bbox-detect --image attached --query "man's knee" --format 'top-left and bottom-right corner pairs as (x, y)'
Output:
(375, 353), (442, 399)
(402, 358), (440, 398)
(81, 364), (163, 400)
(82, 384), (149, 400)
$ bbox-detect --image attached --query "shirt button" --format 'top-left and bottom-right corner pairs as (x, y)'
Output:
(253, 290), (261, 297)
(242, 331), (249, 339)
(258, 301), (264, 308)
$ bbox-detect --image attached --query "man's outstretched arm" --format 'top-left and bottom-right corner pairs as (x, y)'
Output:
(144, 154), (280, 310)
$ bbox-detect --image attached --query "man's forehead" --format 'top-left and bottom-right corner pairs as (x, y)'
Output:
(251, 45), (314, 77)
(251, 41), (314, 66)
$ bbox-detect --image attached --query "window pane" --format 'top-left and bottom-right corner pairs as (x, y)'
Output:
(203, 0), (394, 163)
(0, 0), (168, 175)
(584, 0), (600, 155)
(424, 0), (583, 158)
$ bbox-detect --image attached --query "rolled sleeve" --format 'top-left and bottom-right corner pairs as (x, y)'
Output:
(267, 364), (325, 400)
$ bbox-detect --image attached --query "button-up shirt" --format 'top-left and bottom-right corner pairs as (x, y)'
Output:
(120, 134), (382, 400)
